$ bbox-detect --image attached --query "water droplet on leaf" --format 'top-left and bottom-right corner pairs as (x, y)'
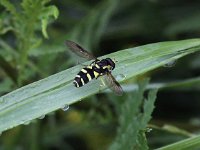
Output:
(163, 59), (177, 68)
(61, 104), (69, 111)
(116, 74), (126, 81)
(38, 115), (45, 119)
(146, 128), (152, 133)
(24, 121), (31, 125)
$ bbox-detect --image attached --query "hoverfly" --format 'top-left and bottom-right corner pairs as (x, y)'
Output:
(66, 40), (123, 96)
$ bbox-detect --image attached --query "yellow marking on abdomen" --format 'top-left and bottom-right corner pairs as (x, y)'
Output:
(94, 71), (99, 78)
(86, 66), (93, 69)
(73, 80), (79, 87)
(81, 68), (87, 73)
(81, 78), (85, 85)
(95, 64), (100, 69)
(87, 73), (92, 81)
(76, 75), (80, 78)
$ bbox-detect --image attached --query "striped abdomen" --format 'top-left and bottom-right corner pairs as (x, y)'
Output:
(73, 66), (100, 87)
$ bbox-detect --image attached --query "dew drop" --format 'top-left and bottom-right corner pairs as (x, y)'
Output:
(20, 120), (25, 124)
(38, 115), (45, 119)
(8, 125), (14, 130)
(116, 74), (126, 81)
(24, 121), (31, 125)
(146, 128), (152, 133)
(61, 104), (69, 111)
(163, 59), (177, 68)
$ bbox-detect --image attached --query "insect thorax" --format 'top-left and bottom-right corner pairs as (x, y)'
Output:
(96, 58), (115, 73)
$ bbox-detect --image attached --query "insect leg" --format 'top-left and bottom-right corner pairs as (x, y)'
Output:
(100, 77), (106, 86)
(98, 76), (106, 93)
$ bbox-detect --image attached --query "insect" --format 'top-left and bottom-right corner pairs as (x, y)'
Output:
(66, 40), (123, 96)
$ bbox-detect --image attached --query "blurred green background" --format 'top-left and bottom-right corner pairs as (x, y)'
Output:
(1, 0), (200, 150)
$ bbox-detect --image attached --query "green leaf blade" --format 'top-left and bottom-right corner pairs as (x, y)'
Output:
(156, 135), (200, 150)
(0, 39), (200, 133)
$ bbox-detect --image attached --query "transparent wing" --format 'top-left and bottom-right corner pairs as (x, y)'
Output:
(65, 40), (96, 60)
(104, 73), (123, 96)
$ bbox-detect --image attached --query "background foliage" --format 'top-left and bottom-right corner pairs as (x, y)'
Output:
(1, 0), (200, 150)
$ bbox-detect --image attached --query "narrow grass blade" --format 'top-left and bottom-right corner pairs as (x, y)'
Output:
(156, 135), (200, 150)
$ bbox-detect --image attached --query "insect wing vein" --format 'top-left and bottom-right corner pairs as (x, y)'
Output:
(66, 40), (96, 60)
(104, 73), (123, 96)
